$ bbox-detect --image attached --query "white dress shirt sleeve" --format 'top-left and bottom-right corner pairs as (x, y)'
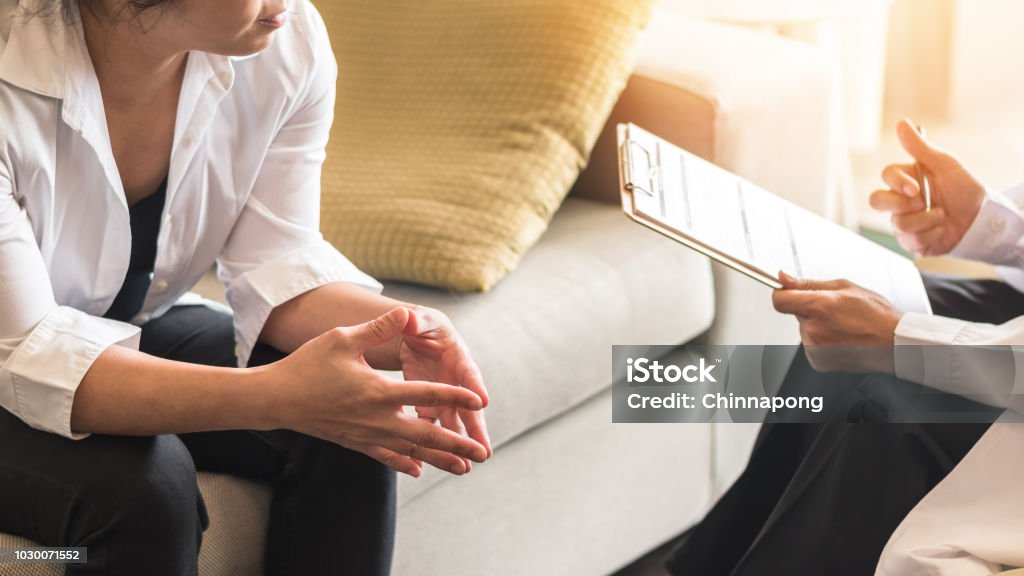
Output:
(894, 313), (1024, 413)
(0, 153), (140, 439)
(948, 183), (1024, 268)
(216, 11), (382, 368)
(889, 181), (1024, 410)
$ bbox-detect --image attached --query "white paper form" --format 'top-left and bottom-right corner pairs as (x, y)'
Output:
(622, 124), (932, 315)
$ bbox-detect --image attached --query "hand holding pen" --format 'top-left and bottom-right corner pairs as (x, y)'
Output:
(869, 119), (988, 257)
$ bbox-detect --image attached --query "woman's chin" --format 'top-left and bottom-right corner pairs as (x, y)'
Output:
(209, 31), (278, 58)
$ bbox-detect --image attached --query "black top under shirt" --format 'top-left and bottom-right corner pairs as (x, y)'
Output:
(103, 178), (168, 323)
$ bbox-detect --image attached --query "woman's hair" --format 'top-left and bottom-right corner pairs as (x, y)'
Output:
(40, 0), (175, 22)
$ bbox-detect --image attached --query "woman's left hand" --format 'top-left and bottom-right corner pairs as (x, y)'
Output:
(398, 307), (493, 470)
(772, 272), (905, 374)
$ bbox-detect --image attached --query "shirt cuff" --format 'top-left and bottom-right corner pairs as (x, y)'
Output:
(224, 241), (383, 368)
(892, 312), (969, 389)
(949, 188), (1024, 266)
(1, 307), (141, 439)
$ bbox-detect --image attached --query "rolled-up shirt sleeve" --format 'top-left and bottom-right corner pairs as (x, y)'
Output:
(216, 11), (381, 369)
(0, 153), (140, 439)
(894, 313), (1024, 414)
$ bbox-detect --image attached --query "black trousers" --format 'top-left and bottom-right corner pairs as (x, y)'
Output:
(0, 305), (395, 576)
(666, 274), (1024, 576)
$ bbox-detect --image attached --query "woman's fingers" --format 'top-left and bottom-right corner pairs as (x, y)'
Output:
(384, 380), (483, 411)
(361, 444), (423, 478)
(394, 413), (488, 463)
(458, 407), (492, 459)
(438, 408), (472, 473)
(455, 356), (490, 408)
(415, 406), (440, 425)
(370, 379), (490, 469)
(870, 189), (925, 214)
(377, 436), (470, 475)
(342, 307), (411, 351)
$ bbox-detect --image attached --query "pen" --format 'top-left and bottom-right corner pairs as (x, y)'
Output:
(915, 125), (932, 212)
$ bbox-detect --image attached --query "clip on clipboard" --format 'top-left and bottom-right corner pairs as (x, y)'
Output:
(615, 122), (934, 315)
(618, 123), (784, 290)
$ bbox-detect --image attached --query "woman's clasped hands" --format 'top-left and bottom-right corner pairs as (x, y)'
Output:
(260, 307), (491, 478)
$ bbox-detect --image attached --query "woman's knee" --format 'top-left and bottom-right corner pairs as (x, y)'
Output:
(15, 434), (213, 575)
(81, 434), (207, 538)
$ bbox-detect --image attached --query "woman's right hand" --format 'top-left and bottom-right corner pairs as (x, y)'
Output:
(262, 307), (489, 478)
(869, 119), (987, 256)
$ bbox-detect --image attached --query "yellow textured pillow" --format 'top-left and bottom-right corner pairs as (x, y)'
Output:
(316, 0), (654, 292)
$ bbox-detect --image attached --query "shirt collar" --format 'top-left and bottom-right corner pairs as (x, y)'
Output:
(0, 0), (73, 99)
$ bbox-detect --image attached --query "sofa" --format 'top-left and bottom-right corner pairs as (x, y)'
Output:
(0, 9), (840, 576)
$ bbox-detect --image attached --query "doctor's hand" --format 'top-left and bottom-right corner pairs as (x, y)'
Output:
(870, 119), (986, 257)
(772, 272), (904, 374)
(397, 306), (493, 472)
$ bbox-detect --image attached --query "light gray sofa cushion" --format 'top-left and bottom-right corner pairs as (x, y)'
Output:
(394, 388), (714, 576)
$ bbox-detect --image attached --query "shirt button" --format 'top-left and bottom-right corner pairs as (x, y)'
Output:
(990, 217), (1007, 233)
(135, 313), (152, 324)
(152, 280), (169, 293)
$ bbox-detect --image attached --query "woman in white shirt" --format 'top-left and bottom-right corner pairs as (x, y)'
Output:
(665, 120), (1023, 575)
(0, 0), (493, 574)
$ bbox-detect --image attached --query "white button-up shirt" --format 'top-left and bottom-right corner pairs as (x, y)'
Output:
(880, 184), (1024, 574)
(0, 0), (381, 439)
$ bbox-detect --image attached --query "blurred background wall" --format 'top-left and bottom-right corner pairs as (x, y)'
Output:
(655, 0), (1024, 239)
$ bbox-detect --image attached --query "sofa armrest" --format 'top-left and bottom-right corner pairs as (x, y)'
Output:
(572, 10), (839, 220)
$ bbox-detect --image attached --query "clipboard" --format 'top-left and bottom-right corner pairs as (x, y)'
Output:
(617, 123), (783, 290)
(615, 122), (933, 315)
